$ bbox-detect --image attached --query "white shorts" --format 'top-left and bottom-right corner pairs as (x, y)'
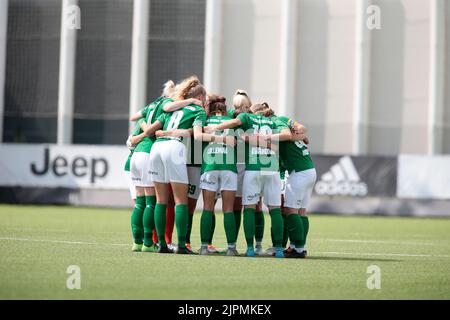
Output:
(242, 170), (281, 207)
(125, 171), (136, 200)
(284, 168), (317, 209)
(149, 140), (188, 184)
(187, 166), (201, 200)
(200, 170), (238, 193)
(235, 163), (245, 197)
(130, 152), (153, 187)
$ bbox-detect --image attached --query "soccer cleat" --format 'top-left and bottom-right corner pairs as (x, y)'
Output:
(275, 247), (285, 258)
(199, 246), (209, 255)
(207, 244), (220, 254)
(132, 243), (143, 252)
(167, 243), (177, 252)
(185, 243), (194, 254)
(157, 245), (173, 254)
(265, 247), (275, 256)
(226, 248), (239, 256)
(141, 244), (158, 253)
(283, 247), (294, 254)
(255, 245), (264, 255)
(245, 248), (256, 257)
(176, 246), (193, 255)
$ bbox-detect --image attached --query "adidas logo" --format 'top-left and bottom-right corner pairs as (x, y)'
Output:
(315, 156), (368, 197)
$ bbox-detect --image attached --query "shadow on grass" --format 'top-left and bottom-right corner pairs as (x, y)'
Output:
(204, 253), (401, 262)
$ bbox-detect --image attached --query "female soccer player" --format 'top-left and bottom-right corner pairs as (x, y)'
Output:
(197, 98), (238, 256)
(256, 105), (314, 258)
(126, 118), (145, 251)
(161, 93), (223, 253)
(205, 103), (292, 258)
(128, 81), (177, 252)
(131, 76), (207, 254)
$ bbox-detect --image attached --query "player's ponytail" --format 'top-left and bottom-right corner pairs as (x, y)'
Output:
(162, 80), (176, 98)
(232, 89), (252, 115)
(250, 102), (275, 117)
(174, 75), (201, 100)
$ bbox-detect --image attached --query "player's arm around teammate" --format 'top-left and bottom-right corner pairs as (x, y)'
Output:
(195, 100), (239, 256)
(149, 77), (207, 254)
(272, 113), (316, 258)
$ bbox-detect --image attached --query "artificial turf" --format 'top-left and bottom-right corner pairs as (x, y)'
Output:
(0, 204), (449, 299)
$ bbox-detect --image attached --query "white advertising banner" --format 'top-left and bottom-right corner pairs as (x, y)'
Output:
(397, 155), (450, 199)
(0, 144), (130, 189)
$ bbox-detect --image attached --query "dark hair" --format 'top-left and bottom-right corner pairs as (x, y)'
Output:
(209, 102), (227, 115)
(208, 94), (226, 104)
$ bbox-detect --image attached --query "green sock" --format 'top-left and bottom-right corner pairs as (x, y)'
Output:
(286, 214), (303, 248)
(208, 213), (216, 244)
(234, 209), (242, 242)
(243, 208), (256, 249)
(154, 203), (167, 246)
(186, 213), (194, 244)
(175, 204), (188, 249)
(131, 196), (145, 244)
(143, 195), (156, 247)
(200, 210), (214, 245)
(223, 212), (236, 246)
(269, 208), (283, 248)
(301, 216), (309, 247)
(254, 211), (265, 243)
(282, 214), (289, 248)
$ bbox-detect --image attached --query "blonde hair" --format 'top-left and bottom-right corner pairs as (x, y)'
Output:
(173, 75), (205, 100)
(232, 89), (252, 115)
(250, 102), (275, 117)
(162, 80), (176, 98)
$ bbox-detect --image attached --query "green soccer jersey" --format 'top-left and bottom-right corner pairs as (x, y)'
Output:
(227, 108), (236, 118)
(124, 119), (145, 171)
(201, 115), (237, 174)
(134, 98), (172, 153)
(156, 104), (207, 143)
(236, 113), (289, 171)
(275, 115), (315, 173)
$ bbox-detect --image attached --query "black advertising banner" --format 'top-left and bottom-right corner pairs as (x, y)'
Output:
(311, 155), (397, 197)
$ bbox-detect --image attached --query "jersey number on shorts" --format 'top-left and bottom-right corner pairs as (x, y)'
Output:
(188, 184), (196, 195)
(167, 110), (184, 130)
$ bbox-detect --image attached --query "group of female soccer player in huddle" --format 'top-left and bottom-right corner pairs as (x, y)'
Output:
(124, 75), (316, 258)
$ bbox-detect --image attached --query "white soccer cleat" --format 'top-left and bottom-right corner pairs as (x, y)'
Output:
(265, 247), (275, 256)
(255, 245), (264, 255)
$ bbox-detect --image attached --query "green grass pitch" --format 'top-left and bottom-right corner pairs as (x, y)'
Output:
(0, 204), (449, 299)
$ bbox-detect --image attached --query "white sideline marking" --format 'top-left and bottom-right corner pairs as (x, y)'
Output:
(317, 251), (450, 259)
(316, 239), (438, 246)
(0, 237), (128, 247)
